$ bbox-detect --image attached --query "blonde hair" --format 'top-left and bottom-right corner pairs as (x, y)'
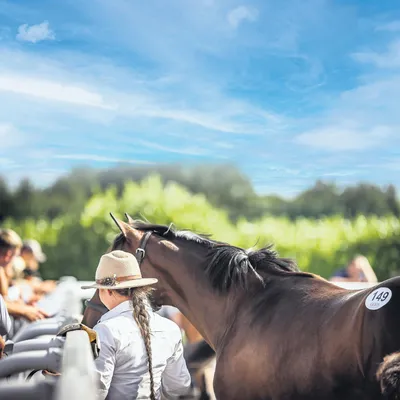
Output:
(0, 229), (22, 255)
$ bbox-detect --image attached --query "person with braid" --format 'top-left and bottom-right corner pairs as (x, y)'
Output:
(82, 250), (192, 400)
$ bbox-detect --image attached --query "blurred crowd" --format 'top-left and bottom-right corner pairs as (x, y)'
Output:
(0, 228), (57, 344)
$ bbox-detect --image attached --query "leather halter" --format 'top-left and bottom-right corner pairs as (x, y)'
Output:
(135, 231), (152, 266)
(85, 231), (153, 315)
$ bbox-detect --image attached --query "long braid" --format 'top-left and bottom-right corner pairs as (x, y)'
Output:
(116, 287), (156, 400)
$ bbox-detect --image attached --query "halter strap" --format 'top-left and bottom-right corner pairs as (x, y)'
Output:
(135, 231), (152, 265)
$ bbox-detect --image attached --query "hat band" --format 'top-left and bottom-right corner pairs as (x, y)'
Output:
(96, 274), (142, 287)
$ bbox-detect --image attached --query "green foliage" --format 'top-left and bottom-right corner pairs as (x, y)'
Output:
(4, 175), (400, 282)
(1, 165), (399, 223)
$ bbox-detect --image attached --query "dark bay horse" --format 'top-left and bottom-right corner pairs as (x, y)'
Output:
(83, 214), (400, 400)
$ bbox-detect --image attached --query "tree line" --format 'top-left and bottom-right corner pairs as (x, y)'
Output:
(3, 175), (400, 282)
(1, 163), (399, 223)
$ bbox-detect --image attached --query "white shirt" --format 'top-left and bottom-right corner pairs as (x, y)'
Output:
(93, 301), (192, 400)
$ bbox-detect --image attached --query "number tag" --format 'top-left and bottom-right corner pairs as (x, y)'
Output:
(365, 287), (392, 310)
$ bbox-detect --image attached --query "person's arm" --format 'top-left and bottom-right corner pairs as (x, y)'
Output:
(93, 324), (117, 400)
(5, 300), (49, 321)
(0, 295), (11, 337)
(161, 331), (192, 398)
(360, 264), (378, 283)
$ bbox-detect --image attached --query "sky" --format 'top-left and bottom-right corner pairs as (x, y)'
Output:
(1, 0), (400, 197)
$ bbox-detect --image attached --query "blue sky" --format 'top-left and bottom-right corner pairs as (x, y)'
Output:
(1, 0), (400, 197)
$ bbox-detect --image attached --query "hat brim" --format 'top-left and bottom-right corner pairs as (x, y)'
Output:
(36, 253), (47, 263)
(81, 278), (158, 290)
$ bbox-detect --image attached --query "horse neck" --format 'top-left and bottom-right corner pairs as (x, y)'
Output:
(153, 252), (232, 350)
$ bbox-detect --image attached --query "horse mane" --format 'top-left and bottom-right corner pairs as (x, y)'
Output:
(111, 219), (312, 293)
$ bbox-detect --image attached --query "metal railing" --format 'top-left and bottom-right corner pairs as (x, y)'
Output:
(0, 277), (98, 399)
(55, 330), (97, 400)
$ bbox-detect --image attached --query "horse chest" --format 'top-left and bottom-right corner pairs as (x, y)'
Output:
(212, 348), (382, 400)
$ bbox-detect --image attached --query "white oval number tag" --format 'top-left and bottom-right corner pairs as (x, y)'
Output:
(365, 287), (392, 310)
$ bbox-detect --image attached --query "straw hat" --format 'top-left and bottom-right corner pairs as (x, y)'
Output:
(81, 250), (158, 290)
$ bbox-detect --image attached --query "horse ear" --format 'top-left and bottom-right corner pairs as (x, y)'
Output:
(110, 213), (131, 237)
(125, 213), (134, 224)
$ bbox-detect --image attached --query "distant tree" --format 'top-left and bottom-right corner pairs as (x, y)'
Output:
(340, 183), (391, 218)
(1, 165), (399, 222)
(386, 184), (400, 217)
(0, 177), (14, 222)
(12, 179), (40, 220)
(287, 181), (343, 218)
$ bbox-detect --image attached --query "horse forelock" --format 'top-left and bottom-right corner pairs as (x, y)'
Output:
(109, 218), (311, 294)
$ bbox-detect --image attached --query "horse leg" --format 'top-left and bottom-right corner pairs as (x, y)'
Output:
(183, 339), (216, 398)
(198, 372), (211, 400)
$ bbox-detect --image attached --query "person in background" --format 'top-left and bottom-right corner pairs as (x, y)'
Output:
(81, 250), (192, 400)
(20, 239), (57, 295)
(12, 255), (27, 281)
(20, 239), (46, 279)
(0, 228), (49, 324)
(330, 255), (378, 283)
(6, 260), (42, 305)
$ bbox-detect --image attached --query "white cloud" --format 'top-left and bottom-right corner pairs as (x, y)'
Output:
(0, 74), (114, 109)
(52, 154), (153, 164)
(0, 123), (24, 149)
(227, 6), (258, 29)
(376, 21), (400, 32)
(0, 47), (286, 135)
(135, 140), (213, 156)
(0, 157), (20, 169)
(16, 21), (55, 43)
(383, 160), (400, 171)
(214, 141), (234, 149)
(133, 106), (270, 134)
(294, 59), (400, 152)
(322, 171), (358, 177)
(295, 125), (392, 151)
(266, 166), (300, 175)
(352, 39), (400, 68)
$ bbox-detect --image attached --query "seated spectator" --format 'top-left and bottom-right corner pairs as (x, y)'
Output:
(12, 255), (26, 280)
(0, 228), (49, 323)
(7, 260), (42, 306)
(20, 239), (57, 295)
(330, 255), (378, 283)
(21, 239), (46, 279)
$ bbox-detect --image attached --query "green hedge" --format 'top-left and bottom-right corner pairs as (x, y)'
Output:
(4, 175), (400, 281)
